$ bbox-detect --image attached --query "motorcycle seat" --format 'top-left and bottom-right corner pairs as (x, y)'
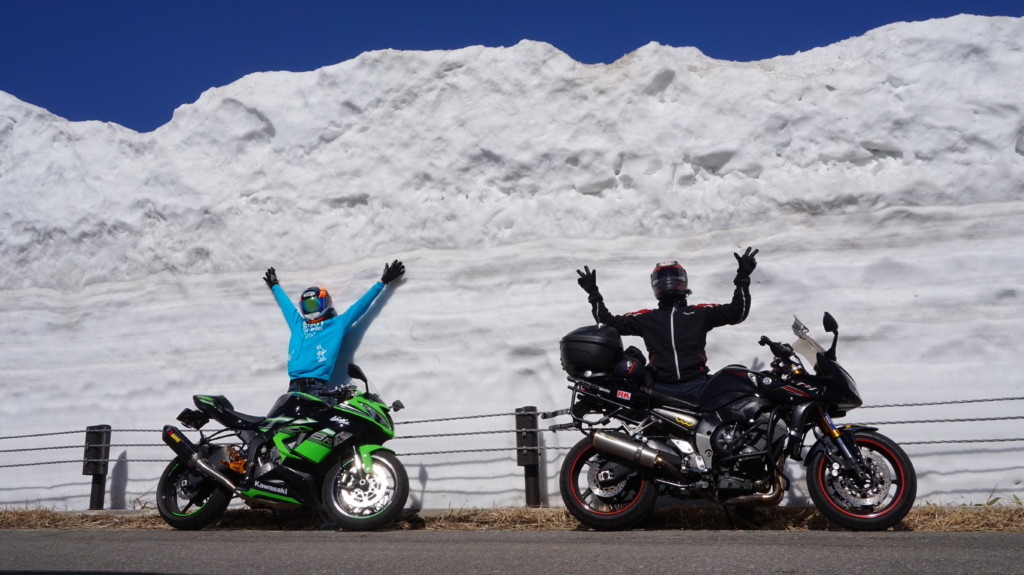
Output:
(194, 395), (266, 430)
(646, 388), (699, 411)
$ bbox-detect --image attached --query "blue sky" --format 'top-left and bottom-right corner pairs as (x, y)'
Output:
(2, 0), (1022, 132)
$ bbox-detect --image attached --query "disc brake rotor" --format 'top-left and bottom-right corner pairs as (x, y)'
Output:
(175, 473), (202, 501)
(337, 467), (390, 514)
(587, 460), (626, 498)
(827, 451), (893, 507)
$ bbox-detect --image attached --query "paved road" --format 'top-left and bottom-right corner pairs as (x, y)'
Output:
(3, 529), (1022, 574)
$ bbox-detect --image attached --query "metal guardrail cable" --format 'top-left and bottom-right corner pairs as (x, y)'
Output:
(0, 443), (187, 453)
(1, 399), (1020, 476)
(397, 411), (527, 425)
(10, 437), (1024, 467)
(0, 457), (185, 468)
(396, 447), (540, 456)
(902, 438), (1024, 445)
(400, 429), (544, 440)
(0, 460), (87, 468)
(0, 430), (86, 441)
(0, 445), (83, 453)
(862, 396), (1024, 409)
(856, 415), (1024, 425)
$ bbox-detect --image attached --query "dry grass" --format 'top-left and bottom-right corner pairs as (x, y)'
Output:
(2, 504), (1022, 532)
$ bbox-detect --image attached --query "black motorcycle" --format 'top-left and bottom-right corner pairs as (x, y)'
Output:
(157, 364), (409, 531)
(553, 313), (916, 531)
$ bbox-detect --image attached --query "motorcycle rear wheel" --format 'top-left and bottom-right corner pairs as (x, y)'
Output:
(559, 437), (657, 531)
(156, 458), (232, 530)
(321, 450), (409, 531)
(807, 430), (917, 531)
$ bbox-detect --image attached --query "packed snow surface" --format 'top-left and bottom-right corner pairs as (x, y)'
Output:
(1, 14), (1023, 510)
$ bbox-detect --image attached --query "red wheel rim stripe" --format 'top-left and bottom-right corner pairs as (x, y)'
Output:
(815, 437), (906, 519)
(570, 447), (646, 516)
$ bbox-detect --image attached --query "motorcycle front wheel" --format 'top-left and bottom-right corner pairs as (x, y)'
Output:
(807, 429), (917, 531)
(559, 437), (657, 531)
(156, 458), (232, 530)
(321, 450), (409, 531)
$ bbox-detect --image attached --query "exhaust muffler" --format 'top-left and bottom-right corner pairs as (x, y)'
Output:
(162, 425), (200, 460)
(590, 430), (688, 483)
(161, 425), (240, 494)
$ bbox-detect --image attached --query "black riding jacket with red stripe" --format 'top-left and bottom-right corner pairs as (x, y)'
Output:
(593, 280), (751, 385)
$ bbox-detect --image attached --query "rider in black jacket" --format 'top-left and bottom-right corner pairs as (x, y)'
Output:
(576, 247), (758, 401)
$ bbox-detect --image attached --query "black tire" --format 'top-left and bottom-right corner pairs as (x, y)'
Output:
(156, 458), (232, 530)
(807, 430), (917, 530)
(559, 437), (657, 531)
(321, 450), (409, 531)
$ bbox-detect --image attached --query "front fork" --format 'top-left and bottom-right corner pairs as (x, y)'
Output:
(816, 408), (855, 460)
(812, 407), (871, 480)
(341, 444), (388, 485)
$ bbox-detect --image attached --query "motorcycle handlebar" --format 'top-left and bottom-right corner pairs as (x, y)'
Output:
(758, 336), (794, 359)
(320, 386), (358, 398)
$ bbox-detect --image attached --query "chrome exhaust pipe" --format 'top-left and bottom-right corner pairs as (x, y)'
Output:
(722, 453), (787, 507)
(590, 430), (689, 483)
(162, 425), (240, 494)
(193, 457), (240, 494)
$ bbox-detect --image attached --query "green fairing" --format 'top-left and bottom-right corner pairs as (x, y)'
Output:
(239, 487), (301, 505)
(293, 429), (335, 463)
(272, 426), (313, 460)
(335, 397), (395, 438)
(358, 444), (393, 473)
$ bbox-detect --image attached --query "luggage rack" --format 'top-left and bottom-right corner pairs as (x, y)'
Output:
(543, 375), (648, 431)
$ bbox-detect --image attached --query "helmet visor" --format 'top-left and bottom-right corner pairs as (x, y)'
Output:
(652, 265), (685, 284)
(299, 287), (330, 317)
(300, 296), (324, 314)
(651, 263), (688, 298)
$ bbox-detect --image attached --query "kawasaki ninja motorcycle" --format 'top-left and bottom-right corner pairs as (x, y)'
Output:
(555, 313), (916, 531)
(158, 364), (409, 530)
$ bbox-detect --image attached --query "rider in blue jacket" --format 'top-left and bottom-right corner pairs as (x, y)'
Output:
(262, 261), (405, 396)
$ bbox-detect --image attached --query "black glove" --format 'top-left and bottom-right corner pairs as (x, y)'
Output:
(576, 266), (598, 293)
(734, 247), (759, 284)
(263, 267), (278, 288)
(577, 266), (603, 303)
(381, 260), (405, 284)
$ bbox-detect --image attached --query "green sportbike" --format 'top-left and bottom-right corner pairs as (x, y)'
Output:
(158, 364), (409, 530)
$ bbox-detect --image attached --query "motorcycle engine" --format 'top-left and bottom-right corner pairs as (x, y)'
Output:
(247, 440), (280, 479)
(711, 414), (788, 483)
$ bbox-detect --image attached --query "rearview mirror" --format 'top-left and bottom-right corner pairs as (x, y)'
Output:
(347, 363), (368, 384)
(823, 312), (838, 334)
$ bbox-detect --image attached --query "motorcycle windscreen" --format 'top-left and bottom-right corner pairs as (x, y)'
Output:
(791, 337), (822, 371)
(791, 315), (828, 369)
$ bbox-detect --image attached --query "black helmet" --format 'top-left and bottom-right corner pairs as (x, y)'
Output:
(298, 286), (333, 322)
(651, 260), (690, 300)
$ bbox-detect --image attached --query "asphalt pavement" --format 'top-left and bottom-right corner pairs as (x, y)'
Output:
(3, 529), (1023, 575)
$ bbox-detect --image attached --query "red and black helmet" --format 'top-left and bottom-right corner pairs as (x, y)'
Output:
(651, 261), (690, 300)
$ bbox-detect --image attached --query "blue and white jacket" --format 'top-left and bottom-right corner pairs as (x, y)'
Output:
(271, 281), (384, 381)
